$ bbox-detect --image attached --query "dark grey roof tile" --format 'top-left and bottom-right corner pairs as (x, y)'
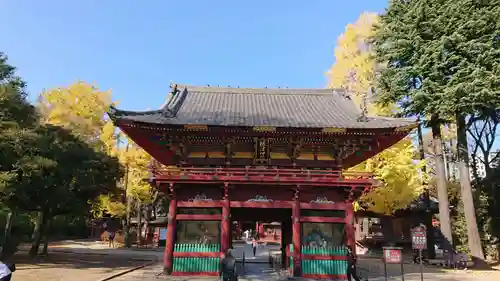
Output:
(109, 84), (416, 129)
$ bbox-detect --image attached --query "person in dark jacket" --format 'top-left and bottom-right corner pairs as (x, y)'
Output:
(221, 249), (238, 281)
(346, 245), (361, 281)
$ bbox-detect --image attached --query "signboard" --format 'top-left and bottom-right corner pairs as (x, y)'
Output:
(159, 227), (167, 240)
(254, 137), (270, 164)
(411, 226), (427, 250)
(383, 248), (402, 264)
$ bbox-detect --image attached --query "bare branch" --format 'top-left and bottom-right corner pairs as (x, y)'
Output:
(467, 115), (499, 167)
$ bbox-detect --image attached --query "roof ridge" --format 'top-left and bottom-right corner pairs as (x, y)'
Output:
(175, 83), (345, 96)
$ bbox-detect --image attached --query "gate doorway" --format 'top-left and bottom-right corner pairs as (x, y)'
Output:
(229, 207), (291, 275)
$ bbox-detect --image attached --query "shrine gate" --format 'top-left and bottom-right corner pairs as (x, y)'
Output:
(109, 84), (416, 279)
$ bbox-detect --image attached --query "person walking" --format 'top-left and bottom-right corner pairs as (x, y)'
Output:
(252, 238), (258, 257)
(0, 261), (14, 281)
(221, 249), (238, 281)
(108, 230), (116, 248)
(346, 245), (361, 281)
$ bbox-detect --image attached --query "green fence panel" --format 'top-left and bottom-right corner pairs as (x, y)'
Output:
(172, 244), (221, 273)
(299, 245), (348, 276)
(301, 259), (348, 275)
(173, 257), (220, 272)
(173, 243), (221, 253)
(301, 245), (349, 255)
(289, 244), (349, 276)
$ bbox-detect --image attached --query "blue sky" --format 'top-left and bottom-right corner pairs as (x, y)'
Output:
(0, 0), (388, 111)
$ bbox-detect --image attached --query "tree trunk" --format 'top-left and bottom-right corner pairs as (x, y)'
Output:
(136, 202), (142, 248)
(456, 114), (485, 265)
(449, 138), (458, 181)
(431, 119), (453, 250)
(123, 143), (132, 248)
(417, 119), (436, 258)
(42, 218), (52, 255)
(442, 140), (450, 180)
(29, 211), (46, 257)
(124, 195), (133, 248)
(381, 216), (395, 245)
(144, 205), (152, 247)
(0, 211), (14, 258)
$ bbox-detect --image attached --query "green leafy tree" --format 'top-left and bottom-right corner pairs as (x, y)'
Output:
(372, 0), (500, 264)
(0, 53), (38, 257)
(1, 124), (121, 255)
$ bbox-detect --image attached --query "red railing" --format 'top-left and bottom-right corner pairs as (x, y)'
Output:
(151, 167), (374, 186)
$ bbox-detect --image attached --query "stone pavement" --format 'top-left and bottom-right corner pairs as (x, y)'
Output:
(110, 262), (282, 281)
(10, 252), (149, 281)
(109, 261), (500, 281)
(18, 240), (500, 281)
(231, 241), (281, 262)
(19, 239), (279, 262)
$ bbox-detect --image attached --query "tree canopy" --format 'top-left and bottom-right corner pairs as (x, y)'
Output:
(372, 0), (500, 120)
(37, 81), (113, 143)
(371, 0), (500, 263)
(327, 12), (426, 215)
(1, 54), (123, 256)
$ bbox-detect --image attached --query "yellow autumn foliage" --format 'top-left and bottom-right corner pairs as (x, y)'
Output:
(327, 12), (427, 214)
(37, 81), (154, 218)
(121, 141), (153, 204)
(95, 133), (154, 218)
(351, 139), (426, 214)
(38, 81), (113, 141)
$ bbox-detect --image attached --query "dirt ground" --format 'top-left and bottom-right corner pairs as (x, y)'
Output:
(10, 252), (150, 281)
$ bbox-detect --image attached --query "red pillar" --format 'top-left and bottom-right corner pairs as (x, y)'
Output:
(345, 203), (355, 252)
(292, 189), (301, 277)
(221, 184), (230, 254)
(164, 184), (177, 275)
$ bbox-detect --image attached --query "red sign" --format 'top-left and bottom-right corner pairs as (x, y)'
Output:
(383, 248), (402, 264)
(411, 226), (427, 250)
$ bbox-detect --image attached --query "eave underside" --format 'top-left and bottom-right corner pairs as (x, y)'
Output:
(117, 120), (409, 169)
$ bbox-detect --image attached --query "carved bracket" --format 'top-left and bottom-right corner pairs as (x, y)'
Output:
(169, 183), (175, 198)
(224, 137), (236, 161)
(223, 183), (229, 200)
(188, 193), (213, 202)
(287, 137), (303, 162)
(247, 195), (273, 202)
(333, 138), (374, 165)
(310, 197), (335, 204)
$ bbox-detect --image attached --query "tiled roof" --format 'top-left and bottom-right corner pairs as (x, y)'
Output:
(109, 84), (416, 129)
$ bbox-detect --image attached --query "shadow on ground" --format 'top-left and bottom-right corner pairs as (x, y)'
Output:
(8, 248), (156, 281)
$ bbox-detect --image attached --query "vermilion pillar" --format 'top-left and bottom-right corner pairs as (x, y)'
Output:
(292, 189), (301, 276)
(164, 183), (177, 275)
(221, 184), (230, 254)
(345, 203), (355, 252)
(281, 220), (287, 268)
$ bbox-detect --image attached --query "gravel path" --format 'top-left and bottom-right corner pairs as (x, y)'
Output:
(10, 252), (152, 281)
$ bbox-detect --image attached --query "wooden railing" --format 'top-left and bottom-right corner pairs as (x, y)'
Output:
(150, 167), (374, 186)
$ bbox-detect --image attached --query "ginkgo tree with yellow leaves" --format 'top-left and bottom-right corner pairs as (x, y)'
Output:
(327, 12), (427, 215)
(39, 81), (157, 247)
(97, 128), (156, 247)
(38, 81), (113, 142)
